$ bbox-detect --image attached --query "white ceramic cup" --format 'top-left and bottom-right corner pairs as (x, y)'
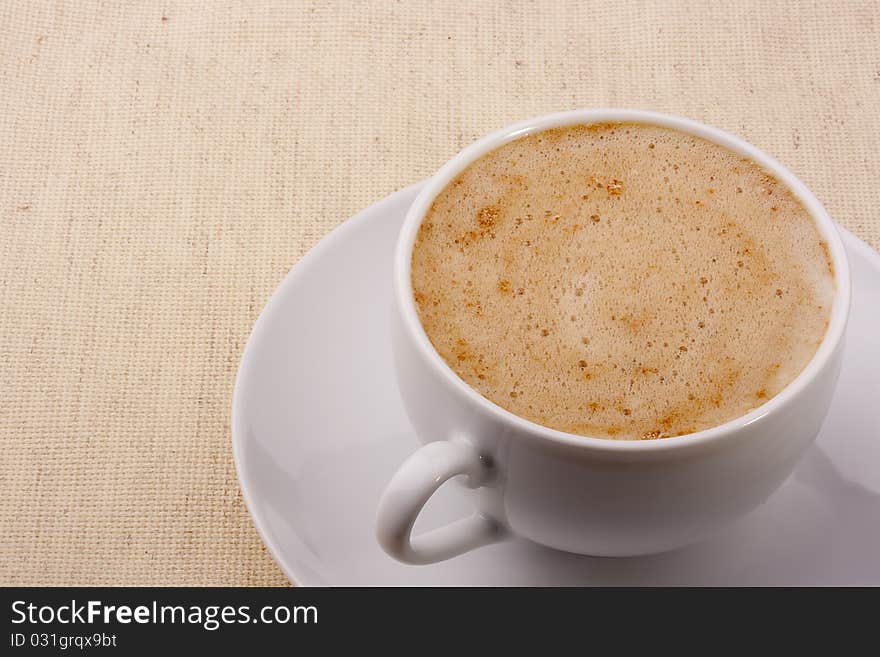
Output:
(376, 109), (851, 565)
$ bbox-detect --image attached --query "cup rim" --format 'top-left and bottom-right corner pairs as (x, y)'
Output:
(393, 109), (851, 454)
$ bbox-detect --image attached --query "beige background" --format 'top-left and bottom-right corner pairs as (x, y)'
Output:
(1, 1), (878, 586)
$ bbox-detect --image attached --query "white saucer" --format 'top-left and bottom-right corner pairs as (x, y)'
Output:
(232, 183), (880, 586)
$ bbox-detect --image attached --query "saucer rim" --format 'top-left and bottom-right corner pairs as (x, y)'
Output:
(232, 183), (423, 586)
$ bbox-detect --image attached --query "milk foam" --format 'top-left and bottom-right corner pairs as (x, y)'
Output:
(412, 123), (834, 440)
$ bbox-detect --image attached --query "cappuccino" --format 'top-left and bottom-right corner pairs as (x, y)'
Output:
(411, 123), (834, 440)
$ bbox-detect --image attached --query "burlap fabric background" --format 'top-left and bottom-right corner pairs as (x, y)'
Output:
(2, 1), (878, 586)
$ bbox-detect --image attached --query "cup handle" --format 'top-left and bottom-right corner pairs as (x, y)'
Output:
(376, 440), (506, 564)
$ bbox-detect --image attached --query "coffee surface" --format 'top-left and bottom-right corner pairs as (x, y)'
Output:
(411, 123), (834, 440)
